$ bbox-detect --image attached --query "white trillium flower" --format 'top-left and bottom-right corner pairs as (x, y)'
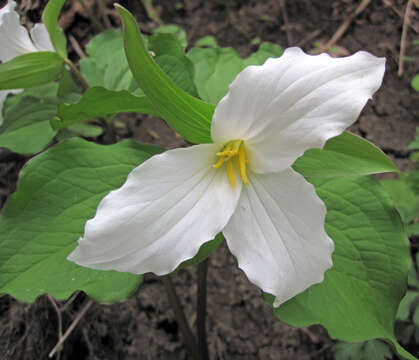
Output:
(69, 48), (385, 306)
(0, 0), (54, 124)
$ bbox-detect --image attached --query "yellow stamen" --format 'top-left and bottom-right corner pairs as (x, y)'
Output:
(238, 145), (249, 185)
(216, 142), (233, 156)
(213, 156), (226, 169)
(226, 160), (235, 188)
(213, 139), (249, 188)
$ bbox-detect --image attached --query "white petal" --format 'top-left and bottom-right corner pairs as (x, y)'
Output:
(223, 168), (334, 305)
(30, 23), (54, 51)
(211, 47), (385, 173)
(68, 144), (242, 275)
(0, 0), (38, 62)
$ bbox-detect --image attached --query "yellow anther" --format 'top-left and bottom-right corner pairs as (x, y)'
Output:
(238, 145), (249, 185)
(213, 156), (226, 169)
(216, 142), (233, 156)
(226, 160), (235, 188)
(213, 139), (249, 188)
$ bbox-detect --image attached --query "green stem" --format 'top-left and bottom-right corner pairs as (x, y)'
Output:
(64, 58), (89, 92)
(161, 275), (200, 360)
(197, 259), (210, 360)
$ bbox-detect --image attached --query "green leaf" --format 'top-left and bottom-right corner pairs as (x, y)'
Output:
(187, 43), (283, 105)
(154, 24), (188, 49)
(0, 97), (57, 154)
(56, 123), (104, 141)
(51, 87), (157, 130)
(187, 47), (244, 105)
(380, 179), (419, 223)
(243, 42), (284, 66)
(411, 75), (419, 92)
(406, 223), (419, 237)
(177, 233), (224, 270)
(116, 4), (214, 144)
(267, 176), (414, 360)
(294, 131), (399, 178)
(80, 29), (138, 92)
(195, 35), (218, 48)
(335, 340), (392, 360)
(42, 0), (67, 58)
(149, 34), (199, 96)
(0, 52), (64, 90)
(397, 291), (419, 321)
(0, 139), (162, 303)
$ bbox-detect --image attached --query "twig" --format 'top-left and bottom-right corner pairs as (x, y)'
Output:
(317, 0), (372, 53)
(297, 28), (322, 48)
(140, 0), (163, 25)
(161, 275), (200, 360)
(68, 34), (86, 58)
(383, 0), (419, 33)
(64, 58), (90, 92)
(96, 0), (112, 29)
(47, 296), (63, 360)
(197, 259), (209, 360)
(49, 299), (93, 358)
(60, 291), (81, 312)
(398, 0), (414, 77)
(77, 0), (105, 31)
(279, 0), (293, 46)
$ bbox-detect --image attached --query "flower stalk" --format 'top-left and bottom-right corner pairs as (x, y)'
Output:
(197, 259), (210, 360)
(63, 58), (89, 92)
(161, 275), (200, 360)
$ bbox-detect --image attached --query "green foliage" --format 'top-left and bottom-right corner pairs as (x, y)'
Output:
(51, 87), (156, 130)
(42, 0), (67, 58)
(187, 43), (283, 105)
(294, 131), (398, 178)
(266, 176), (413, 359)
(80, 29), (137, 92)
(0, 97), (57, 154)
(195, 35), (218, 48)
(411, 75), (419, 91)
(149, 33), (199, 96)
(335, 340), (392, 360)
(0, 52), (64, 90)
(153, 24), (188, 49)
(116, 4), (214, 144)
(0, 139), (162, 302)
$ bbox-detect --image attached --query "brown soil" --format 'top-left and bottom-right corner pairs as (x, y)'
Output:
(1, 0), (418, 359)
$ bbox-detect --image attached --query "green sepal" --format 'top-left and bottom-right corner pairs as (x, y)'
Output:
(0, 52), (64, 90)
(116, 4), (214, 144)
(42, 0), (67, 58)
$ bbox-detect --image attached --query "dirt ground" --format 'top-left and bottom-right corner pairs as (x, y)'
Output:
(0, 0), (418, 359)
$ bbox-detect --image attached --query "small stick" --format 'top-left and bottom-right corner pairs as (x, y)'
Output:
(297, 28), (322, 48)
(398, 0), (414, 77)
(49, 299), (93, 358)
(96, 0), (112, 29)
(161, 275), (200, 360)
(280, 0), (293, 46)
(60, 291), (81, 312)
(68, 34), (86, 58)
(47, 296), (63, 360)
(317, 0), (372, 53)
(140, 0), (163, 25)
(78, 0), (105, 31)
(197, 259), (209, 360)
(383, 0), (419, 33)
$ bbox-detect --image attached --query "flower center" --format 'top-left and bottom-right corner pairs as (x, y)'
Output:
(213, 140), (249, 188)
